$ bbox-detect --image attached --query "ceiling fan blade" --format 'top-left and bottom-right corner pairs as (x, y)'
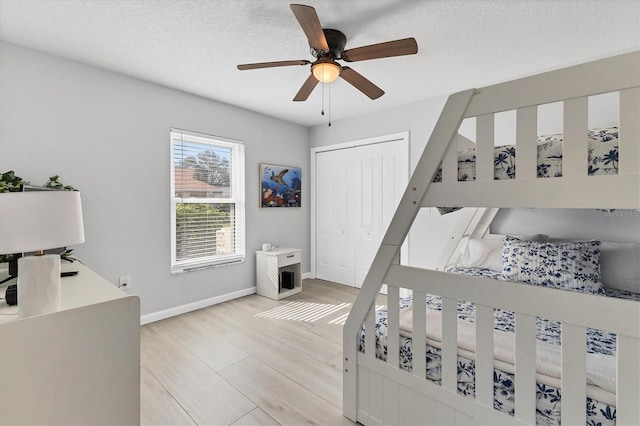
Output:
(237, 60), (310, 70)
(293, 74), (319, 102)
(290, 4), (329, 52)
(340, 67), (385, 100)
(341, 38), (418, 62)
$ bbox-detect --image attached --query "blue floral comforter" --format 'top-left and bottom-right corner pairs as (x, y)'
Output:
(358, 266), (639, 425)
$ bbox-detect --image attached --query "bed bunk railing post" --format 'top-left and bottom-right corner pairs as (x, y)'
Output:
(342, 89), (476, 422)
(515, 106), (537, 180)
(560, 323), (587, 425)
(619, 87), (640, 176)
(514, 312), (537, 424)
(475, 304), (495, 408)
(616, 334), (640, 425)
(562, 97), (589, 177)
(440, 297), (459, 392)
(476, 113), (495, 181)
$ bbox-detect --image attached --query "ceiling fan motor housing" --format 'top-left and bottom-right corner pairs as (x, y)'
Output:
(311, 29), (347, 59)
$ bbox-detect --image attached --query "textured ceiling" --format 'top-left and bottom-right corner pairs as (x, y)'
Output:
(1, 0), (638, 127)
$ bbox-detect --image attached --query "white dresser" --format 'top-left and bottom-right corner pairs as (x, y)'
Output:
(0, 262), (140, 425)
(255, 247), (302, 300)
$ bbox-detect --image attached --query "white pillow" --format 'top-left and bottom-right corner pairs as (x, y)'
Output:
(600, 242), (640, 293)
(460, 239), (503, 271)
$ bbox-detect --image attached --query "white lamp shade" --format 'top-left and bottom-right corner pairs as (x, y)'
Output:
(0, 191), (85, 254)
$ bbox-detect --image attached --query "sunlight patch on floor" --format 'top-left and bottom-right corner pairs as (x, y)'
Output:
(327, 305), (384, 325)
(255, 302), (351, 322)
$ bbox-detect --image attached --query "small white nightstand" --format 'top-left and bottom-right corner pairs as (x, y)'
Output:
(256, 247), (302, 300)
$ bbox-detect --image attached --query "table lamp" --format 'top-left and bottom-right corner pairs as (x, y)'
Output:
(0, 190), (84, 317)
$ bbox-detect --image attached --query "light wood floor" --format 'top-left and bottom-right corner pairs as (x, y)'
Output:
(140, 278), (385, 426)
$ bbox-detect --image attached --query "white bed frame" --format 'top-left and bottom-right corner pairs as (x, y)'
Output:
(343, 51), (640, 425)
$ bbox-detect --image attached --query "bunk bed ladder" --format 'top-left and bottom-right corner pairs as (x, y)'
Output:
(343, 89), (476, 421)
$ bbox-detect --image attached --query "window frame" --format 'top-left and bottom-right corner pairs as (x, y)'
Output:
(170, 128), (245, 273)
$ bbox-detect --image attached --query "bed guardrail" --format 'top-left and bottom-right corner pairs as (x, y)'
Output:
(426, 51), (640, 210)
(363, 268), (640, 425)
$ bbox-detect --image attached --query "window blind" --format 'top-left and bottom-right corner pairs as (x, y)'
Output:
(170, 129), (245, 273)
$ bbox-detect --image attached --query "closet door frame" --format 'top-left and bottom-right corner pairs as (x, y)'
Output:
(310, 131), (410, 281)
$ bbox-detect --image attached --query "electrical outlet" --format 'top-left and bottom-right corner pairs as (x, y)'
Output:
(119, 275), (131, 291)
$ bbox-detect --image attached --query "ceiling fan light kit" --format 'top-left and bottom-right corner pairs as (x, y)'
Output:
(311, 59), (341, 83)
(237, 3), (418, 102)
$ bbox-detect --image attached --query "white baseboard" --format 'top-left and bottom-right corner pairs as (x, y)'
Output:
(302, 272), (311, 280)
(140, 286), (256, 325)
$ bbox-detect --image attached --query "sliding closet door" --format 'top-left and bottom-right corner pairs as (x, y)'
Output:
(315, 149), (356, 286)
(316, 137), (408, 287)
(354, 140), (408, 287)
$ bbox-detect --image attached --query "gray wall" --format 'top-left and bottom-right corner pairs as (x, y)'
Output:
(0, 42), (311, 316)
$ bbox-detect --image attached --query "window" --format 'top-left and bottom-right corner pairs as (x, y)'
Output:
(170, 129), (245, 273)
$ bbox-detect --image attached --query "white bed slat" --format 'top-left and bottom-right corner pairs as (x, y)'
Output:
(415, 392), (435, 425)
(441, 297), (458, 392)
(562, 97), (588, 177)
(357, 365), (370, 416)
(365, 304), (376, 358)
(369, 370), (385, 422)
(616, 334), (640, 425)
(423, 174), (639, 209)
(476, 114), (495, 181)
(397, 383), (417, 425)
(620, 87), (640, 175)
(514, 312), (536, 424)
(412, 290), (427, 380)
(464, 51), (640, 117)
(560, 323), (586, 425)
(475, 304), (494, 408)
(442, 139), (458, 183)
(383, 377), (400, 424)
(386, 285), (400, 369)
(516, 106), (538, 180)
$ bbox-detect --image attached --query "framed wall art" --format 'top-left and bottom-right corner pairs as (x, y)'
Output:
(260, 163), (301, 207)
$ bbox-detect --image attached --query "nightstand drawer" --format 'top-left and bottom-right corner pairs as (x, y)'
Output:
(278, 251), (301, 267)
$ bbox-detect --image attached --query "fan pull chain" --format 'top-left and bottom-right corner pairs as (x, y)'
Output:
(321, 82), (325, 116)
(328, 83), (332, 127)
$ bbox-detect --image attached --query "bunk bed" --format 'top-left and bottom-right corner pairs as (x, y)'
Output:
(343, 51), (640, 426)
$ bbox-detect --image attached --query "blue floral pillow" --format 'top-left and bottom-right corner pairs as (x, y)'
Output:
(502, 237), (604, 295)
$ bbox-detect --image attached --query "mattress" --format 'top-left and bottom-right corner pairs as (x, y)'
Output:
(358, 266), (639, 425)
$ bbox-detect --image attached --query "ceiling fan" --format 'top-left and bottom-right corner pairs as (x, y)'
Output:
(237, 4), (418, 102)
